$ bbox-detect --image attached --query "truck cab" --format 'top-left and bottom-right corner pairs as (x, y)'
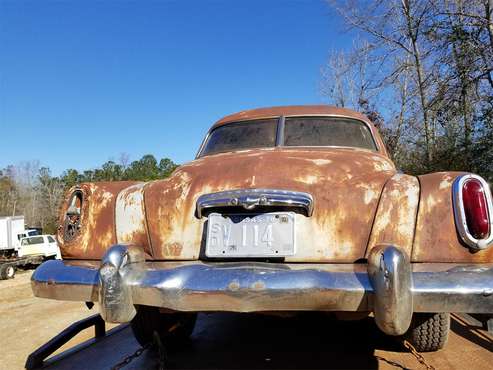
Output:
(16, 229), (40, 243)
(18, 235), (61, 260)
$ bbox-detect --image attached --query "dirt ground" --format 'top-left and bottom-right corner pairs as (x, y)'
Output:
(0, 269), (492, 370)
(0, 270), (116, 370)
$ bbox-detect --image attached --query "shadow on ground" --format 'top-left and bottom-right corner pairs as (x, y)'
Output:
(43, 313), (493, 369)
(166, 313), (400, 369)
(450, 314), (493, 353)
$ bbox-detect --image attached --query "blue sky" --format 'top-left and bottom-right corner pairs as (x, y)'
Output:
(0, 0), (352, 175)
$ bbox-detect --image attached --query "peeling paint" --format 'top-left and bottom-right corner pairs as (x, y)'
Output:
(413, 172), (493, 262)
(367, 174), (420, 258)
(58, 181), (140, 260)
(60, 107), (481, 264)
(144, 147), (395, 262)
(115, 183), (151, 256)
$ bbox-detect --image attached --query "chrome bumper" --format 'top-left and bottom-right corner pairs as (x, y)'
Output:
(31, 244), (493, 336)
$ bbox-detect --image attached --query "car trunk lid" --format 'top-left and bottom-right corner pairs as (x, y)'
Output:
(144, 148), (396, 262)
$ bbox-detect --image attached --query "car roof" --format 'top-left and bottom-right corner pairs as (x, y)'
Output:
(208, 105), (388, 156)
(213, 105), (373, 128)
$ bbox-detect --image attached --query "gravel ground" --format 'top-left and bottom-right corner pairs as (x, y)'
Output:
(0, 269), (492, 370)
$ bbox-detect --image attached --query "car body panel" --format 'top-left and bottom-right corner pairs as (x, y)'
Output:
(144, 148), (395, 262)
(413, 172), (493, 262)
(54, 106), (493, 264)
(58, 181), (140, 260)
(366, 173), (420, 258)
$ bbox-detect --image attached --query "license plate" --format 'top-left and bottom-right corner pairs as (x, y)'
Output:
(205, 212), (296, 257)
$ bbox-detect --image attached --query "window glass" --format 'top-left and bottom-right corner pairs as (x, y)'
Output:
(284, 117), (377, 150)
(201, 119), (278, 156)
(48, 236), (55, 243)
(21, 236), (44, 245)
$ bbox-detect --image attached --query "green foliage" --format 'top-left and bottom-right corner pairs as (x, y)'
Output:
(0, 154), (178, 232)
(60, 154), (178, 186)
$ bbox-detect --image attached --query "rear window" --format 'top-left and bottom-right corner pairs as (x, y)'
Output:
(284, 117), (377, 150)
(21, 236), (44, 245)
(200, 119), (278, 156)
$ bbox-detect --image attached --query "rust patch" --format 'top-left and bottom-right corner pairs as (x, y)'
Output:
(366, 174), (419, 258)
(145, 148), (396, 262)
(413, 172), (493, 262)
(163, 242), (184, 257)
(115, 183), (152, 257)
(228, 281), (240, 291)
(58, 181), (140, 260)
(252, 281), (266, 290)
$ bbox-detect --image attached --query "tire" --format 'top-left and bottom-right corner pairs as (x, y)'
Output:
(0, 264), (15, 280)
(404, 313), (450, 352)
(6, 265), (15, 279)
(130, 305), (197, 348)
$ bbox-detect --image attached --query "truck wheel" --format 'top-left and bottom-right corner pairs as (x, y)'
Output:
(0, 264), (15, 280)
(404, 313), (449, 352)
(130, 305), (197, 348)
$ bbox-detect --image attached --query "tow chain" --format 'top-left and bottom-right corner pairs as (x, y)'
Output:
(111, 331), (167, 370)
(111, 343), (151, 370)
(403, 340), (436, 370)
(111, 322), (183, 370)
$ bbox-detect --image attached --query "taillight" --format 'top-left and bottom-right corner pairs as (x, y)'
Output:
(462, 179), (490, 239)
(63, 189), (83, 242)
(453, 174), (493, 250)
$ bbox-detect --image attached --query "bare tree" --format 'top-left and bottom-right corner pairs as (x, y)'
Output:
(324, 0), (493, 179)
(328, 0), (439, 163)
(321, 40), (378, 109)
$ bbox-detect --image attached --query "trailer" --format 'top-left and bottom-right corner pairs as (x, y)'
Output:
(21, 312), (493, 370)
(0, 254), (45, 279)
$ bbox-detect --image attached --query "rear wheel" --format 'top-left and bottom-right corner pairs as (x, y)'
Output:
(0, 264), (15, 280)
(130, 305), (197, 348)
(404, 313), (450, 352)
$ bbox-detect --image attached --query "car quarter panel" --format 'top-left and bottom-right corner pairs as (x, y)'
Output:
(412, 172), (493, 262)
(366, 174), (420, 258)
(58, 181), (141, 260)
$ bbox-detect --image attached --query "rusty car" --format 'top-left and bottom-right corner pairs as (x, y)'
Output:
(32, 106), (493, 352)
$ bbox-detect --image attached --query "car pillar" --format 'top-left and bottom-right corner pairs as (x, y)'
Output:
(98, 244), (144, 323)
(368, 244), (413, 336)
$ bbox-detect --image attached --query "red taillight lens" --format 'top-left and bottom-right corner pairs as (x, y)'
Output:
(462, 179), (490, 239)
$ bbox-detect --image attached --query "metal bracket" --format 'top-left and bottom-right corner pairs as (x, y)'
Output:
(25, 314), (105, 370)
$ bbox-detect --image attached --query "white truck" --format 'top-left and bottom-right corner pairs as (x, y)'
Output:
(0, 216), (40, 256)
(0, 216), (60, 279)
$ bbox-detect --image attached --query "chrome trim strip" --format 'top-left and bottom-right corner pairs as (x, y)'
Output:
(452, 174), (493, 250)
(196, 188), (314, 218)
(275, 116), (285, 146)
